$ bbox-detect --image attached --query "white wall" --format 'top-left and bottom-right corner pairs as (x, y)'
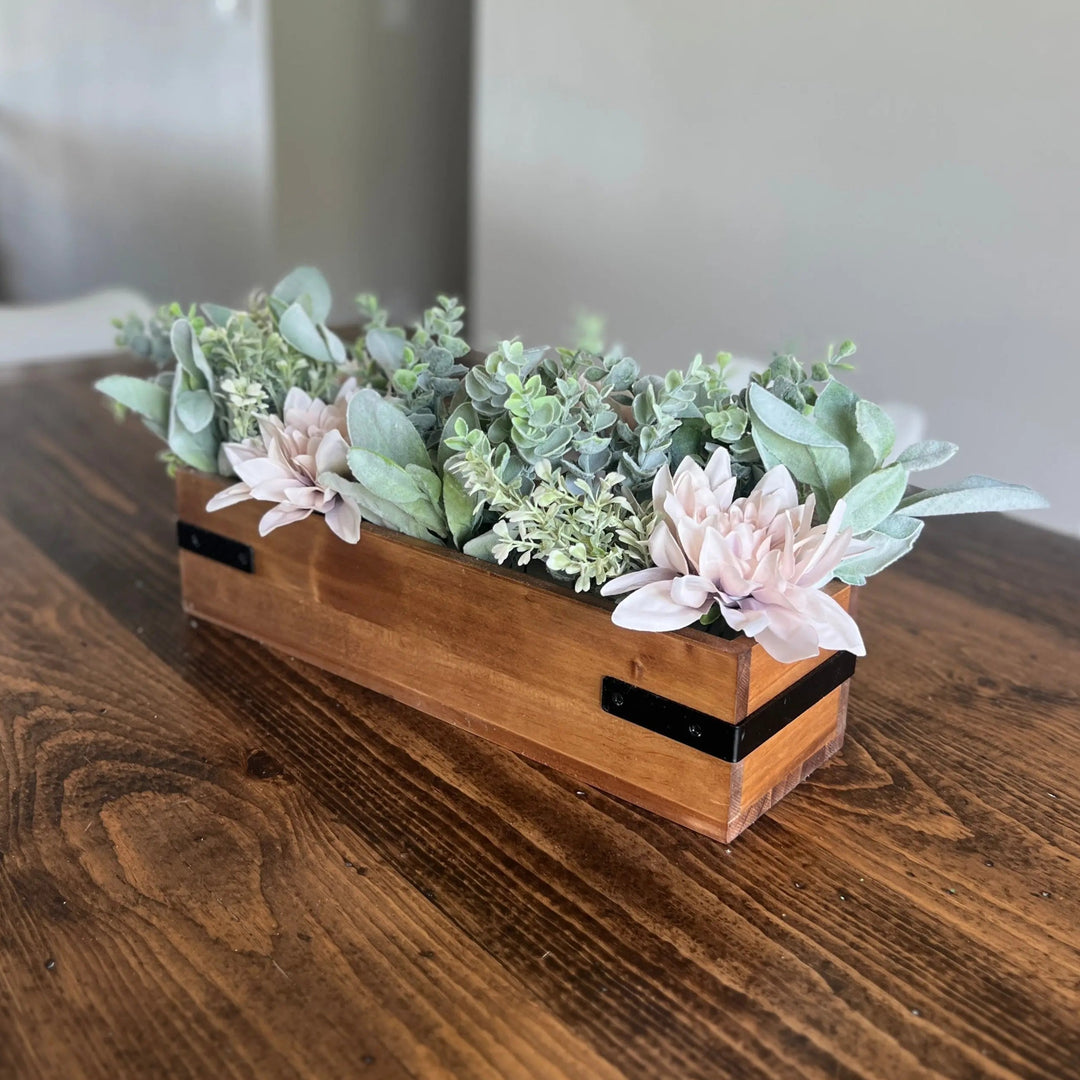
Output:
(471, 0), (1080, 534)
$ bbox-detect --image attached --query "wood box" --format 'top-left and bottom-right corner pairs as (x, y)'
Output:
(176, 470), (856, 843)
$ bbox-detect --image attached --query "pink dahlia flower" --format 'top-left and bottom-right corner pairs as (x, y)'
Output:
(600, 448), (867, 662)
(206, 380), (362, 543)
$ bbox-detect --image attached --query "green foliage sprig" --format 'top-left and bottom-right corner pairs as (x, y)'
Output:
(446, 424), (653, 591)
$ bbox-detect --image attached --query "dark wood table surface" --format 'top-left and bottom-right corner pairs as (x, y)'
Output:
(1, 357), (1078, 1080)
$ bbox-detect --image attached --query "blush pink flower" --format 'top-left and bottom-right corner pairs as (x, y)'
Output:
(600, 448), (867, 662)
(206, 380), (362, 543)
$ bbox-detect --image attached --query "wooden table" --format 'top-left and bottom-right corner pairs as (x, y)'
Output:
(1, 358), (1078, 1080)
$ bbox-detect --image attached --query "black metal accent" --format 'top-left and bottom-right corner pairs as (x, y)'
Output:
(601, 650), (856, 763)
(177, 521), (254, 574)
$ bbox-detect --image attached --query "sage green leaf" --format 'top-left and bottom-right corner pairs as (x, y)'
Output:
(747, 383), (851, 501)
(898, 475), (1048, 516)
(840, 463), (908, 534)
(319, 472), (441, 542)
(272, 266), (332, 324)
(167, 369), (218, 473)
(347, 388), (431, 469)
(895, 439), (959, 472)
(462, 528), (500, 562)
(438, 401), (478, 468)
(170, 319), (214, 391)
(836, 514), (924, 583)
(175, 388), (215, 433)
(279, 301), (335, 364)
(404, 462), (442, 507)
(365, 328), (407, 374)
(94, 374), (169, 433)
(813, 380), (876, 483)
(348, 448), (447, 536)
(200, 302), (236, 328)
(854, 399), (895, 466)
(442, 468), (479, 548)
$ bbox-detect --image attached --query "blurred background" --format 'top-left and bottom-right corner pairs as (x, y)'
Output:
(1, 0), (1076, 534)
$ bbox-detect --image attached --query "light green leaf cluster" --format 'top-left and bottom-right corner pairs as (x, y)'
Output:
(736, 354), (1047, 584)
(98, 268), (351, 473)
(446, 424), (652, 592)
(355, 294), (471, 449)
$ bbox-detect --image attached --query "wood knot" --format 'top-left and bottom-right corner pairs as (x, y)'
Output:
(245, 749), (284, 780)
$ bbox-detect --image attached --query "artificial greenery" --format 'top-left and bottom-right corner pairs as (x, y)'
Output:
(99, 269), (1047, 603)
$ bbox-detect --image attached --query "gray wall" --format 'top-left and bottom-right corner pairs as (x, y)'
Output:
(0, 0), (273, 307)
(471, 0), (1079, 535)
(0, 0), (471, 318)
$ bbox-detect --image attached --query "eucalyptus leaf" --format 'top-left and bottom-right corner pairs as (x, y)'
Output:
(895, 439), (959, 472)
(279, 302), (335, 364)
(272, 266), (332, 324)
(839, 463), (908, 535)
(347, 388), (431, 469)
(200, 303), (236, 328)
(366, 328), (407, 374)
(898, 475), (1048, 516)
(836, 514), (924, 584)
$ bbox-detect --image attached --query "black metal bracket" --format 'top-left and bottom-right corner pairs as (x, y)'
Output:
(177, 521), (254, 574)
(602, 650), (856, 763)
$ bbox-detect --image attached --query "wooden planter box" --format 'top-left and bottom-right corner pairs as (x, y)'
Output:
(176, 470), (856, 843)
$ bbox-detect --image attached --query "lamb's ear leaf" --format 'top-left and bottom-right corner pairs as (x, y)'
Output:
(895, 439), (959, 472)
(836, 514), (924, 582)
(319, 472), (440, 542)
(747, 383), (851, 505)
(442, 469), (479, 548)
(365, 328), (407, 374)
(95, 374), (170, 435)
(175, 388), (215, 433)
(855, 399), (895, 466)
(347, 448), (447, 536)
(462, 528), (500, 562)
(279, 301), (335, 364)
(272, 266), (332, 324)
(839, 463), (908, 535)
(812, 380), (876, 483)
(347, 388), (430, 469)
(170, 318), (214, 391)
(898, 475), (1048, 516)
(167, 369), (218, 473)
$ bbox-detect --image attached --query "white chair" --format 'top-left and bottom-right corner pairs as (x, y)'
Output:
(0, 288), (153, 365)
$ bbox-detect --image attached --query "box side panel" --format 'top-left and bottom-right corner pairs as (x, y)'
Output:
(177, 470), (748, 722)
(179, 549), (739, 841)
(725, 682), (849, 841)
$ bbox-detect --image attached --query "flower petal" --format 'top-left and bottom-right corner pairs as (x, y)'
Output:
(648, 520), (689, 574)
(324, 496), (362, 544)
(600, 566), (676, 596)
(610, 579), (710, 632)
(797, 588), (866, 655)
(258, 503), (311, 536)
(206, 481), (252, 512)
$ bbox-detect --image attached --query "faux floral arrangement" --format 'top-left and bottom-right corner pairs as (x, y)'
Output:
(98, 267), (1046, 664)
